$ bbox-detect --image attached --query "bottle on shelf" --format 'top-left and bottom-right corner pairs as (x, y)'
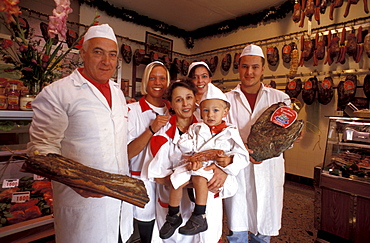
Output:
(7, 82), (20, 110)
(0, 84), (7, 110)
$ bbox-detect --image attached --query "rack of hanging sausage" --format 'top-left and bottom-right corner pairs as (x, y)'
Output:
(205, 15), (370, 109)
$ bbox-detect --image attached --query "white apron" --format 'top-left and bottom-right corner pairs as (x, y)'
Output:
(28, 69), (133, 243)
(147, 115), (236, 242)
(224, 84), (290, 236)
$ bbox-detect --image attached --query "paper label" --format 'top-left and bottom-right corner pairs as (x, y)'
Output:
(33, 174), (45, 181)
(124, 45), (131, 51)
(288, 80), (297, 89)
(344, 80), (355, 91)
(304, 80), (313, 90)
(283, 45), (291, 54)
(11, 191), (30, 203)
(322, 79), (332, 89)
(270, 106), (298, 128)
(2, 179), (19, 188)
(267, 47), (274, 54)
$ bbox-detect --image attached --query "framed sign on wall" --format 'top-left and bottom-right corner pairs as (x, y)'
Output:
(145, 32), (173, 60)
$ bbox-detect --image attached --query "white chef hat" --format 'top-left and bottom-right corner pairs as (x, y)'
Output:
(200, 83), (230, 106)
(83, 24), (117, 44)
(187, 61), (211, 77)
(240, 44), (265, 58)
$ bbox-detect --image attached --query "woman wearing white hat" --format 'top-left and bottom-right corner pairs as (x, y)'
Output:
(224, 44), (291, 243)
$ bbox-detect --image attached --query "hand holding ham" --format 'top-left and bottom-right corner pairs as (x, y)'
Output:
(245, 144), (263, 164)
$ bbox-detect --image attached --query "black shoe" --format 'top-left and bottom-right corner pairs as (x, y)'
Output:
(159, 213), (183, 239)
(178, 214), (208, 235)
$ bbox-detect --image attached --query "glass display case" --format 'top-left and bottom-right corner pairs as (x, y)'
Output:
(316, 117), (370, 243)
(0, 110), (55, 242)
(323, 117), (370, 181)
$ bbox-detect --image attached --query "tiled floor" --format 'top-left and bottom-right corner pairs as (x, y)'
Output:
(220, 179), (316, 243)
(271, 180), (316, 243)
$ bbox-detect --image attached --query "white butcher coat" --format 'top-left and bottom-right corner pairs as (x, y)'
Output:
(224, 83), (291, 236)
(27, 69), (133, 243)
(127, 97), (169, 242)
(147, 115), (238, 243)
(171, 122), (250, 190)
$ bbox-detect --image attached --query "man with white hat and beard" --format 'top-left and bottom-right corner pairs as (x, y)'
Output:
(28, 24), (133, 243)
(223, 44), (291, 243)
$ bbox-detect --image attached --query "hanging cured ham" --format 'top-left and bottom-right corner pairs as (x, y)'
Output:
(267, 46), (279, 66)
(337, 74), (357, 110)
(302, 77), (318, 105)
(364, 74), (370, 99)
(318, 76), (334, 105)
(285, 78), (302, 98)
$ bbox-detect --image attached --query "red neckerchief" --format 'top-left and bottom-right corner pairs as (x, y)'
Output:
(208, 121), (228, 134)
(78, 68), (112, 108)
(138, 96), (171, 112)
(166, 115), (198, 139)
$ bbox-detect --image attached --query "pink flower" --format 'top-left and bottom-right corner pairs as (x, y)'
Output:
(47, 0), (72, 40)
(24, 67), (33, 71)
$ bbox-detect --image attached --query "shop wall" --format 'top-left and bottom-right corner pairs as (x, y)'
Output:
(79, 4), (191, 97)
(191, 4), (370, 179)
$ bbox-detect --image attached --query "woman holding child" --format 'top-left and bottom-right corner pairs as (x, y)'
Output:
(147, 79), (249, 242)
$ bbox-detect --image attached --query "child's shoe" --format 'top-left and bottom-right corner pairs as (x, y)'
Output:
(159, 213), (183, 239)
(178, 213), (207, 235)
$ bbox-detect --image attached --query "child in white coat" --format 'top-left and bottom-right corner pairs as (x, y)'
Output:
(159, 83), (250, 239)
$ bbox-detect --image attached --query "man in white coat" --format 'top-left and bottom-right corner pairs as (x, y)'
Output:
(27, 24), (133, 243)
(224, 44), (291, 243)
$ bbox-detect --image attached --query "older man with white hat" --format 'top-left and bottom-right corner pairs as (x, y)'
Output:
(222, 44), (291, 243)
(28, 24), (133, 243)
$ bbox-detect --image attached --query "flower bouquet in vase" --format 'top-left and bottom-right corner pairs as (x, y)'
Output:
(0, 0), (100, 96)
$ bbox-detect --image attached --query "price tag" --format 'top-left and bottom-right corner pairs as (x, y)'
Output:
(270, 106), (298, 128)
(2, 179), (19, 188)
(12, 191), (30, 203)
(33, 174), (45, 181)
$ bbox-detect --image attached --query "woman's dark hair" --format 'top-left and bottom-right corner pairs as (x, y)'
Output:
(165, 78), (198, 102)
(188, 64), (212, 78)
